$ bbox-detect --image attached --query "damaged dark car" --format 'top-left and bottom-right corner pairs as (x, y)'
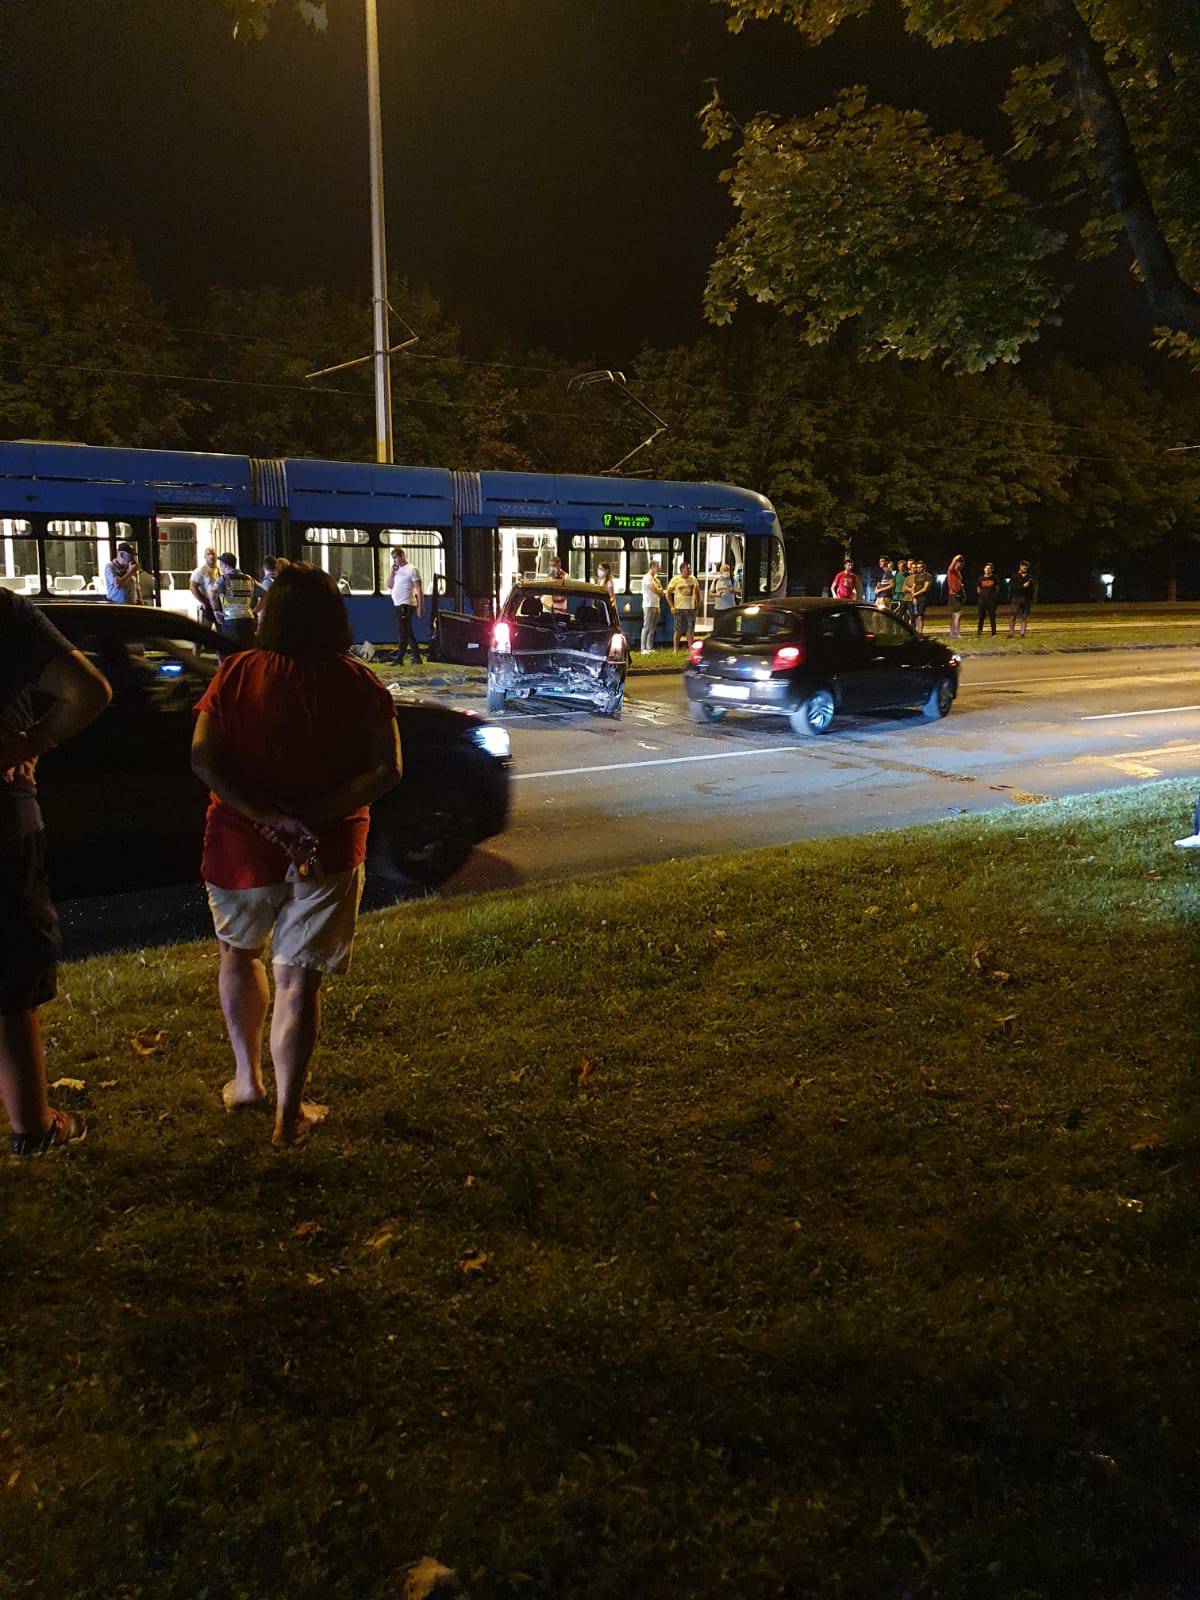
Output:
(484, 580), (628, 718)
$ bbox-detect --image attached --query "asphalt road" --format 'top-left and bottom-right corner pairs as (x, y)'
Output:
(59, 647), (1200, 956)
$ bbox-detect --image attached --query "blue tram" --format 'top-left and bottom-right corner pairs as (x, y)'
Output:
(0, 442), (786, 649)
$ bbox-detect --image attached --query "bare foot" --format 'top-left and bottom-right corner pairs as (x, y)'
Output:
(272, 1101), (330, 1148)
(222, 1079), (268, 1113)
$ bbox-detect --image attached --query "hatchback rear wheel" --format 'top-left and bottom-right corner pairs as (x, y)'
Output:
(692, 701), (726, 724)
(789, 687), (835, 737)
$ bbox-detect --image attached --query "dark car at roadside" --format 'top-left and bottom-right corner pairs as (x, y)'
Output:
(485, 579), (628, 719)
(684, 599), (959, 735)
(33, 604), (511, 898)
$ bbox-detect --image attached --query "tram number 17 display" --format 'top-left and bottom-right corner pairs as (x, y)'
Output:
(602, 513), (654, 531)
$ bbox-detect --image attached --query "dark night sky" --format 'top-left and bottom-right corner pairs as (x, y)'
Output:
(1, 0), (1154, 365)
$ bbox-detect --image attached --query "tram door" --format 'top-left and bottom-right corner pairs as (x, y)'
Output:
(498, 525), (559, 599)
(156, 514), (240, 617)
(698, 532), (746, 623)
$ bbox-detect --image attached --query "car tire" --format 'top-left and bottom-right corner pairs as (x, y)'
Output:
(370, 800), (474, 889)
(789, 687), (835, 737)
(486, 684), (505, 714)
(692, 701), (726, 724)
(922, 677), (954, 721)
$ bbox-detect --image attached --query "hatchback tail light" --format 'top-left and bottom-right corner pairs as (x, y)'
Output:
(492, 620), (512, 654)
(688, 639), (705, 666)
(771, 642), (804, 671)
(608, 631), (627, 660)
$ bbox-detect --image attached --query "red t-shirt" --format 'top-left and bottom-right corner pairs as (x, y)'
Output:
(831, 571), (858, 600)
(195, 650), (396, 889)
(947, 567), (964, 596)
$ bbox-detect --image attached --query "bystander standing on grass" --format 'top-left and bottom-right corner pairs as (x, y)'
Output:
(667, 561), (701, 650)
(1008, 560), (1036, 639)
(910, 560), (933, 633)
(977, 562), (1000, 635)
(190, 563), (402, 1148)
(945, 553), (965, 639)
(830, 555), (861, 601)
(1, 592), (110, 1156)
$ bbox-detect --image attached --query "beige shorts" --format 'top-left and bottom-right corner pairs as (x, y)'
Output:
(205, 865), (366, 975)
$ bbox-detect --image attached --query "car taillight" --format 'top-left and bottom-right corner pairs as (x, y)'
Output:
(771, 643), (804, 670)
(688, 639), (705, 665)
(492, 620), (511, 654)
(608, 631), (626, 660)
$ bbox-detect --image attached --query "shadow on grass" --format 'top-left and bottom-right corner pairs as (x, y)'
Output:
(4, 787), (1200, 1598)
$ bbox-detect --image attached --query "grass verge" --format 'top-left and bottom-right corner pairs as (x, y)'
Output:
(4, 784), (1200, 1599)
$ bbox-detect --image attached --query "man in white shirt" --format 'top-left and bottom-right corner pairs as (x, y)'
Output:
(189, 547), (219, 626)
(388, 548), (424, 666)
(640, 560), (668, 654)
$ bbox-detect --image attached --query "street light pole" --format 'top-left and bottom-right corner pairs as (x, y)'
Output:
(364, 0), (393, 465)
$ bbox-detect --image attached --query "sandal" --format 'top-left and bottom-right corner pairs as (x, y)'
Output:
(10, 1109), (87, 1158)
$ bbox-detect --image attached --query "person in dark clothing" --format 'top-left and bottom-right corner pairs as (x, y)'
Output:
(1008, 561), (1035, 639)
(977, 564), (1000, 636)
(0, 593), (110, 1155)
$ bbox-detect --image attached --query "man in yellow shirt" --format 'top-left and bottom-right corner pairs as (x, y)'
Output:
(666, 561), (701, 650)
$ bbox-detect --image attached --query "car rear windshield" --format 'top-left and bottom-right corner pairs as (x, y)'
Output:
(712, 606), (797, 642)
(507, 590), (617, 630)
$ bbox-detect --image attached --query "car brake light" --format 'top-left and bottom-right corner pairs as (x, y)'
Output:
(608, 631), (626, 660)
(688, 639), (704, 665)
(771, 643), (804, 670)
(492, 620), (511, 654)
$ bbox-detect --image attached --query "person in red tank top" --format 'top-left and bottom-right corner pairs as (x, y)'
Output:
(191, 563), (401, 1147)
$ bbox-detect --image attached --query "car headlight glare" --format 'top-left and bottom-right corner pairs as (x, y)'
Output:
(471, 724), (512, 760)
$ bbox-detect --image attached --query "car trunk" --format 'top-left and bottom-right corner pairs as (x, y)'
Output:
(698, 637), (783, 684)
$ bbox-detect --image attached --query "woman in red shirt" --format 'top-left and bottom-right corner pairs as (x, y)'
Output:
(946, 554), (965, 639)
(191, 563), (401, 1147)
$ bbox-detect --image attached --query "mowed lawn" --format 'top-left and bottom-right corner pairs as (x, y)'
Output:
(3, 784), (1200, 1599)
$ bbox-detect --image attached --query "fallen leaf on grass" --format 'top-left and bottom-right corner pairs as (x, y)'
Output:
(1116, 1195), (1145, 1213)
(305, 1273), (325, 1287)
(463, 1174), (477, 1188)
(365, 1229), (395, 1251)
(863, 905), (882, 918)
(97, 1079), (118, 1090)
(293, 1221), (321, 1240)
(971, 942), (991, 972)
(907, 902), (919, 914)
(6, 1470), (19, 1490)
(49, 1077), (85, 1092)
(507, 1067), (526, 1084)
(404, 1557), (465, 1599)
(576, 1057), (595, 1085)
(460, 1250), (488, 1275)
(1132, 1134), (1168, 1155)
(989, 970), (1012, 985)
(996, 1013), (1019, 1036)
(130, 1029), (164, 1057)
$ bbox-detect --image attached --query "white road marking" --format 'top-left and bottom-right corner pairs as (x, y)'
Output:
(513, 745), (814, 782)
(1081, 705), (1200, 721)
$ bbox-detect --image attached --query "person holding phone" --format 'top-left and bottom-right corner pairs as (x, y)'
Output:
(104, 541), (142, 605)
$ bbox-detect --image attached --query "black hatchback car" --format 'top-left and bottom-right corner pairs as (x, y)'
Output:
(486, 579), (628, 719)
(684, 600), (959, 735)
(34, 604), (511, 898)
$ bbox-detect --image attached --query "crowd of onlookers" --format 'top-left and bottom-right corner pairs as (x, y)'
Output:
(835, 555), (1037, 640)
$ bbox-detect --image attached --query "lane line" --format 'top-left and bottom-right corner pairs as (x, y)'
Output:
(1081, 704), (1200, 721)
(513, 745), (814, 781)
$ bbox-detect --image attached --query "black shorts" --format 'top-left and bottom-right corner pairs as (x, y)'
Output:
(0, 831), (60, 1014)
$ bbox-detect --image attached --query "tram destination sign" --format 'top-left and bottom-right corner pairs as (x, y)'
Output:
(602, 512), (654, 531)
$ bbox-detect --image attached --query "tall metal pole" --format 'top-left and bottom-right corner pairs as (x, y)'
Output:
(365, 0), (393, 464)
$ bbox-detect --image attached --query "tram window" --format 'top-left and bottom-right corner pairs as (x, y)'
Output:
(0, 520), (39, 593)
(629, 536), (672, 588)
(572, 534), (627, 590)
(769, 534), (786, 595)
(303, 527), (374, 595)
(45, 521), (133, 596)
(498, 527), (558, 598)
(380, 529), (446, 598)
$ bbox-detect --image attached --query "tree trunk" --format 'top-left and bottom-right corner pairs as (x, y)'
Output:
(1051, 1), (1200, 337)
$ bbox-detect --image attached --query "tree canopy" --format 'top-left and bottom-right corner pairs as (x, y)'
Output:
(703, 0), (1200, 368)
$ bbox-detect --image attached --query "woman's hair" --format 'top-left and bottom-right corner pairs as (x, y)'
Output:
(596, 561), (611, 577)
(256, 560), (353, 656)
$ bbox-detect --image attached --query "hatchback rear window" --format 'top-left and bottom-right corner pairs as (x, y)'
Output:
(712, 606), (796, 642)
(507, 590), (616, 629)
